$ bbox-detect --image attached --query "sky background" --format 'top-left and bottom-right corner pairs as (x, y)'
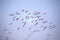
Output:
(0, 0), (60, 40)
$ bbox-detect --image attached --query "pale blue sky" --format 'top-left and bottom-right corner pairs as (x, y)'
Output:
(0, 0), (60, 40)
